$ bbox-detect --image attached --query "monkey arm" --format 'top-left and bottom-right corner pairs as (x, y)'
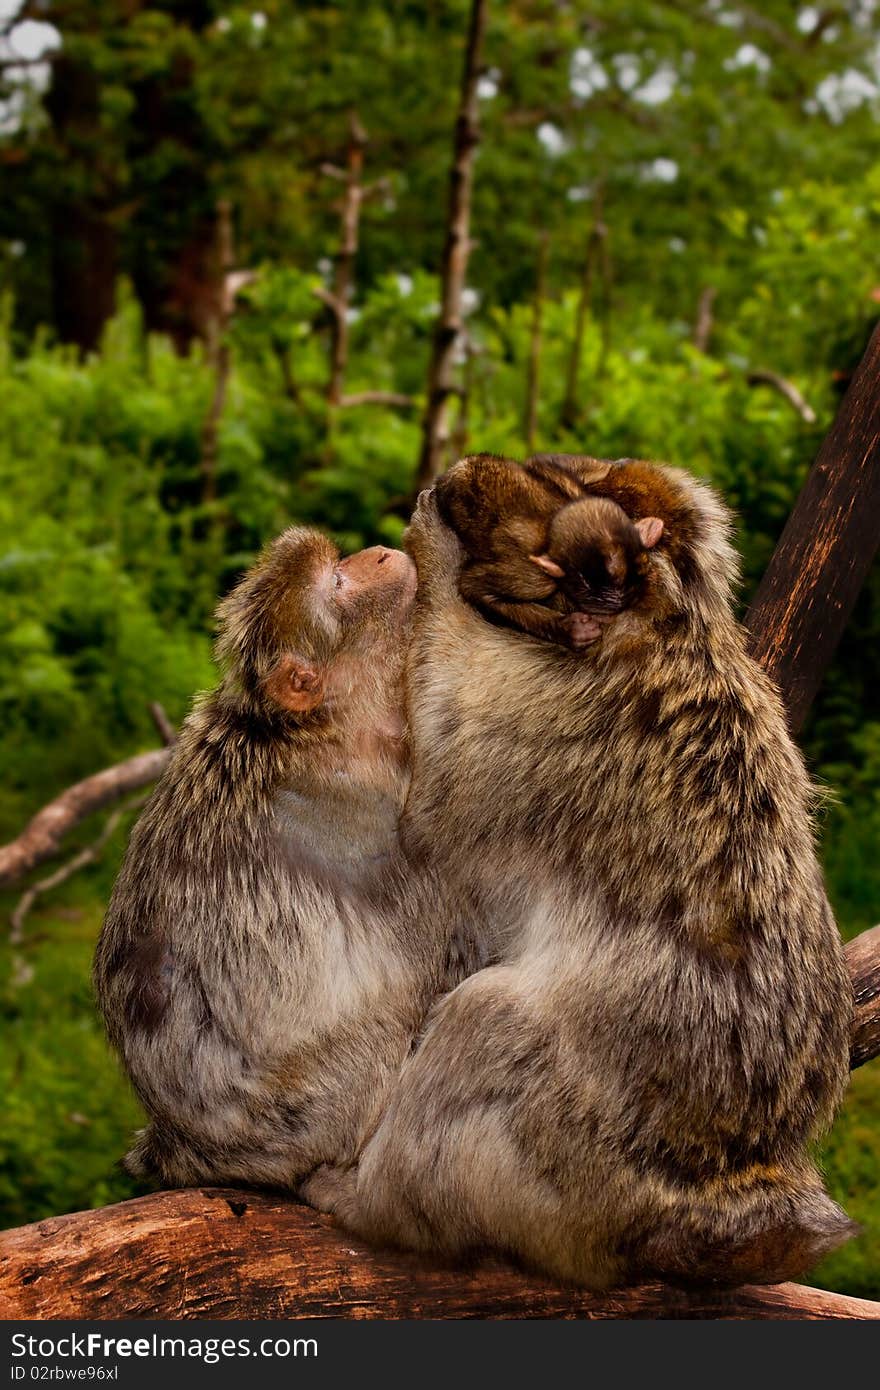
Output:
(458, 564), (600, 650)
(403, 490), (466, 609)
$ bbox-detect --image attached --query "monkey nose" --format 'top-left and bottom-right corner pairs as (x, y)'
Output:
(376, 550), (390, 564)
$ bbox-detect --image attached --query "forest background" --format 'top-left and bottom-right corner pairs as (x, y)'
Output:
(1, 0), (879, 1299)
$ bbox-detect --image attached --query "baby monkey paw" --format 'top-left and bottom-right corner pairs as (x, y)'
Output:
(562, 612), (605, 650)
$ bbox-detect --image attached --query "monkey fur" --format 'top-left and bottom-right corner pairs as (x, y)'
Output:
(435, 453), (664, 651)
(93, 527), (482, 1191)
(302, 456), (855, 1290)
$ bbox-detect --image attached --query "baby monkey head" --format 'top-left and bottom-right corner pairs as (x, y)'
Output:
(215, 526), (417, 722)
(531, 496), (664, 615)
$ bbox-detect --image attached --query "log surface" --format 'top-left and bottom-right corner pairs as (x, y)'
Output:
(745, 321), (880, 732)
(1, 1187), (879, 1321)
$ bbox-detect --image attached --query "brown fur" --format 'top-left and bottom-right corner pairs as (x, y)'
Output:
(93, 527), (484, 1191)
(302, 458), (855, 1290)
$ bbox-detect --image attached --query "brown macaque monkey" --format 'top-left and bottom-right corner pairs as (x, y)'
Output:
(435, 453), (663, 650)
(303, 457), (854, 1291)
(93, 527), (483, 1190)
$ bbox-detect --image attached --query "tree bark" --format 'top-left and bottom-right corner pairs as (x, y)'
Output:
(745, 321), (880, 732)
(321, 114), (367, 407)
(1, 1186), (878, 1321)
(0, 749), (169, 887)
(847, 923), (880, 1070)
(199, 199), (235, 507)
(524, 232), (548, 453)
(413, 0), (487, 493)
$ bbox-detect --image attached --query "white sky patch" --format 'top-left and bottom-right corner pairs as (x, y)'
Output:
(797, 6), (820, 32)
(636, 64), (676, 104)
(395, 272), (413, 296)
(5, 19), (60, 59)
(816, 68), (877, 121)
(477, 67), (500, 100)
(0, 16), (60, 134)
(724, 43), (771, 73)
(571, 47), (609, 100)
(251, 11), (267, 29)
(566, 184), (592, 203)
(668, 236), (686, 253)
(461, 287), (480, 316)
(537, 121), (568, 156)
(714, 9), (744, 27)
(612, 53), (640, 92)
(642, 157), (679, 183)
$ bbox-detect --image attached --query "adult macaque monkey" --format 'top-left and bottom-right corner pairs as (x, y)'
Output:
(303, 456), (854, 1289)
(94, 528), (481, 1189)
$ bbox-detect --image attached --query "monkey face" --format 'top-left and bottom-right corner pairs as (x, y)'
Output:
(215, 528), (416, 720)
(330, 545), (417, 641)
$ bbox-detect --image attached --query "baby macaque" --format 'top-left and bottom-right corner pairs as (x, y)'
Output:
(303, 456), (854, 1290)
(435, 453), (663, 650)
(93, 528), (482, 1190)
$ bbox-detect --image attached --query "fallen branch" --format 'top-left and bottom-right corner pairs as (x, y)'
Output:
(9, 795), (148, 946)
(746, 368), (817, 424)
(1, 1186), (877, 1320)
(0, 749), (170, 887)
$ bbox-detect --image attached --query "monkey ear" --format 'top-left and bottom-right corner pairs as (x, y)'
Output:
(529, 553), (566, 579)
(635, 517), (664, 549)
(263, 653), (325, 714)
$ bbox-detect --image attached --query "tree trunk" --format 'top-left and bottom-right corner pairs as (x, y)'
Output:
(524, 232), (548, 453)
(413, 0), (488, 493)
(560, 187), (607, 429)
(323, 114), (367, 406)
(46, 55), (118, 352)
(745, 321), (880, 732)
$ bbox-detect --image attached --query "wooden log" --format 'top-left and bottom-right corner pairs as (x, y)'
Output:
(745, 322), (880, 732)
(1, 1187), (878, 1321)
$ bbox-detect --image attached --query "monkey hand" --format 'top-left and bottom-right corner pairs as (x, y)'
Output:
(404, 489), (464, 608)
(562, 612), (605, 650)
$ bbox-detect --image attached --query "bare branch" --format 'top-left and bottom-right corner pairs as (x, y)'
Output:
(148, 703), (177, 748)
(0, 749), (170, 887)
(693, 286), (717, 354)
(10, 795), (148, 946)
(338, 390), (415, 409)
(313, 285), (346, 321)
(746, 369), (817, 424)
